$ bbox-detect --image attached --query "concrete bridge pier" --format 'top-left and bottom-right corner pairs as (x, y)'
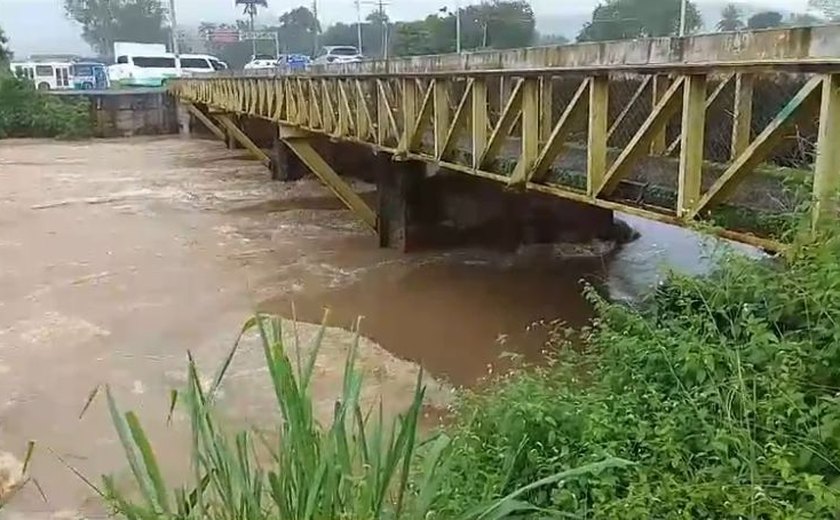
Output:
(372, 153), (619, 252)
(376, 157), (427, 251)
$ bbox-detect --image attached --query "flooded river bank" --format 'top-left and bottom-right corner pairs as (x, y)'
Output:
(0, 137), (747, 517)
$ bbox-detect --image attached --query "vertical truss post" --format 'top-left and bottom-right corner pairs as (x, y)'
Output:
(650, 74), (671, 155)
(540, 76), (554, 145)
(433, 79), (451, 158)
(472, 78), (488, 169)
(678, 74), (708, 218)
(398, 78), (419, 153)
(588, 74), (609, 196)
(510, 77), (540, 186)
(813, 74), (840, 229)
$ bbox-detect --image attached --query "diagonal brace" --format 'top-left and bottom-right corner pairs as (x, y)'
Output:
(216, 114), (272, 168)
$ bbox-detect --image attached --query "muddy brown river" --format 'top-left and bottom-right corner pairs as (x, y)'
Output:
(0, 137), (748, 518)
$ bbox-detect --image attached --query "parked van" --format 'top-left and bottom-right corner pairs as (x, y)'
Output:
(11, 61), (73, 90)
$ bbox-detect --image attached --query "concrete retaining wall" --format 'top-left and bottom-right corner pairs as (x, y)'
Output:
(52, 88), (178, 138)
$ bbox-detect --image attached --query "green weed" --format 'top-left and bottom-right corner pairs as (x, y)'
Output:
(99, 315), (628, 519)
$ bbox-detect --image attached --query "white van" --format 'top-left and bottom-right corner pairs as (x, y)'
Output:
(108, 54), (179, 87)
(11, 61), (73, 90)
(178, 54), (228, 75)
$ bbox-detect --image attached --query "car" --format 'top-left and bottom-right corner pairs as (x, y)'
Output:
(312, 46), (363, 66)
(244, 54), (279, 70)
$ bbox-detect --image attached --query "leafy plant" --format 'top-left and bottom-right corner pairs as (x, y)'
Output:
(0, 77), (92, 139)
(98, 314), (629, 519)
(435, 232), (840, 517)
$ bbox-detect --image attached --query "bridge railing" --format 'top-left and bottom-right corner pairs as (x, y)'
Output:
(173, 60), (840, 249)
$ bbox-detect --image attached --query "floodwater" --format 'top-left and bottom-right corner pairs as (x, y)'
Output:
(0, 137), (749, 518)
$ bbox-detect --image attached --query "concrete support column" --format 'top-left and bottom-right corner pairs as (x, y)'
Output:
(271, 135), (306, 181)
(376, 156), (426, 251)
(224, 115), (243, 150)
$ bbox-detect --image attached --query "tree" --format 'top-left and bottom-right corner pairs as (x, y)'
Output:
(462, 1), (536, 50)
(278, 6), (320, 55)
(809, 0), (840, 21)
(747, 11), (784, 29)
(0, 27), (10, 66)
(64, 0), (169, 56)
(717, 4), (745, 32)
(392, 21), (435, 57)
(578, 0), (702, 42)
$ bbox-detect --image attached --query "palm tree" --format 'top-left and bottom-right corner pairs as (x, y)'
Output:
(717, 4), (745, 32)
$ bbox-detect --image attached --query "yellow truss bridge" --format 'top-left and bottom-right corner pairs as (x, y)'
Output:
(173, 25), (840, 251)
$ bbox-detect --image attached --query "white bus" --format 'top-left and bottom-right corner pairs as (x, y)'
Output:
(11, 61), (73, 90)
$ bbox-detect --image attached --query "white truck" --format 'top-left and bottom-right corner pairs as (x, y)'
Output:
(108, 42), (176, 88)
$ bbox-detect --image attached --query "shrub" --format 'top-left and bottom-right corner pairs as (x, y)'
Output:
(436, 232), (840, 518)
(0, 77), (92, 139)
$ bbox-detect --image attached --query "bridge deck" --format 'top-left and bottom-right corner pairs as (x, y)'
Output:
(173, 26), (840, 249)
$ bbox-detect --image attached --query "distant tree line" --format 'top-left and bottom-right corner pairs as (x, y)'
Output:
(55, 0), (840, 68)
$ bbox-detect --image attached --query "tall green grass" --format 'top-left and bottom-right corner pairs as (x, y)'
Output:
(98, 314), (629, 519)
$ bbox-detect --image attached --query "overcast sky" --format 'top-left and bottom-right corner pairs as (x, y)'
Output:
(0, 0), (815, 56)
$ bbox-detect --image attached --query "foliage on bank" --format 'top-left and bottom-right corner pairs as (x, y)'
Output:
(0, 77), (92, 139)
(437, 231), (840, 517)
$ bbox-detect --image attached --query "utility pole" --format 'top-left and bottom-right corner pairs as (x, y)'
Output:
(679, 0), (688, 37)
(378, 0), (388, 59)
(355, 0), (363, 54)
(312, 0), (320, 54)
(168, 0), (180, 56)
(455, 0), (461, 53)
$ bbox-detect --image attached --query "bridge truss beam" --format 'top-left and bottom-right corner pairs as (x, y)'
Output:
(174, 67), (840, 251)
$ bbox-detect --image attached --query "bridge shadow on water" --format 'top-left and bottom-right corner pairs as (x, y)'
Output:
(259, 213), (760, 388)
